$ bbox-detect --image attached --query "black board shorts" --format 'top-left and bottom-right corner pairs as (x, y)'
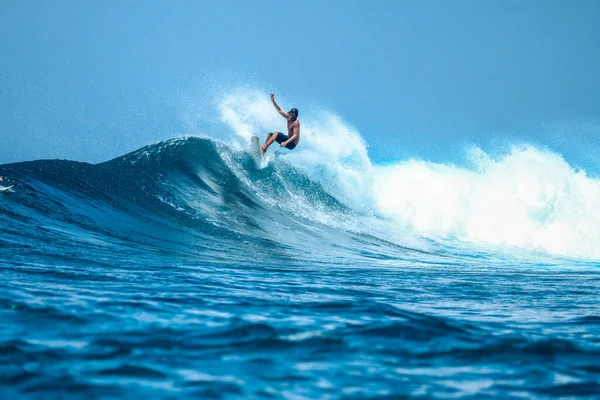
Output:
(269, 132), (297, 150)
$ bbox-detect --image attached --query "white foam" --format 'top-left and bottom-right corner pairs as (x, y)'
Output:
(216, 88), (600, 260)
(372, 146), (600, 259)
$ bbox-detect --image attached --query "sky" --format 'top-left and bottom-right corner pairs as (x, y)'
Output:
(1, 0), (600, 169)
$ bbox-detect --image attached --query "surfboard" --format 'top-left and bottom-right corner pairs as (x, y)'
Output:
(0, 185), (14, 192)
(250, 136), (264, 160)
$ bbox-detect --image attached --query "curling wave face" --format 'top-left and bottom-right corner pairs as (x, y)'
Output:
(0, 137), (435, 267)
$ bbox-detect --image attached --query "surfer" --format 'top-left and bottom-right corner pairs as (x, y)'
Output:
(261, 93), (300, 153)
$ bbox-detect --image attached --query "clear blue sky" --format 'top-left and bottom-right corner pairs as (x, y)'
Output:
(1, 0), (599, 169)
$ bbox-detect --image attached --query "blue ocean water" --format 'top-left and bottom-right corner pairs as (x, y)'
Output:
(1, 137), (599, 399)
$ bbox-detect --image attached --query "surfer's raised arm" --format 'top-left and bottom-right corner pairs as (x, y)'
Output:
(270, 93), (289, 119)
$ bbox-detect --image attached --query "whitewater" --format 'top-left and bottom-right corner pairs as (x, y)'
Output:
(220, 89), (600, 260)
(1, 90), (599, 398)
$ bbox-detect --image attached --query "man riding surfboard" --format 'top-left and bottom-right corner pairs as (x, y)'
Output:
(261, 93), (300, 153)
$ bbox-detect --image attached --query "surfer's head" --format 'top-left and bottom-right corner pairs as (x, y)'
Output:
(288, 108), (298, 120)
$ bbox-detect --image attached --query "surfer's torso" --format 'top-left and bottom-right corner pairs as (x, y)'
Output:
(287, 119), (300, 144)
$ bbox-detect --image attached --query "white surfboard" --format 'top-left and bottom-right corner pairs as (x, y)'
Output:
(250, 136), (264, 160)
(0, 185), (14, 192)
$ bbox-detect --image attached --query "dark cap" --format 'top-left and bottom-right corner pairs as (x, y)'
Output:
(289, 108), (298, 116)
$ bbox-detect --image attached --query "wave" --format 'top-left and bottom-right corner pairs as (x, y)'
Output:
(2, 89), (600, 262)
(0, 137), (432, 267)
(217, 89), (600, 260)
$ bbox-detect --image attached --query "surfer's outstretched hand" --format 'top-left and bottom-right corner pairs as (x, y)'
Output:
(270, 93), (275, 101)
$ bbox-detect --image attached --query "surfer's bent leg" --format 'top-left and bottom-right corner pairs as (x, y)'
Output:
(261, 132), (280, 152)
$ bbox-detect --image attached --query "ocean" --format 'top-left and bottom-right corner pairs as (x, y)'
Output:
(1, 136), (599, 399)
